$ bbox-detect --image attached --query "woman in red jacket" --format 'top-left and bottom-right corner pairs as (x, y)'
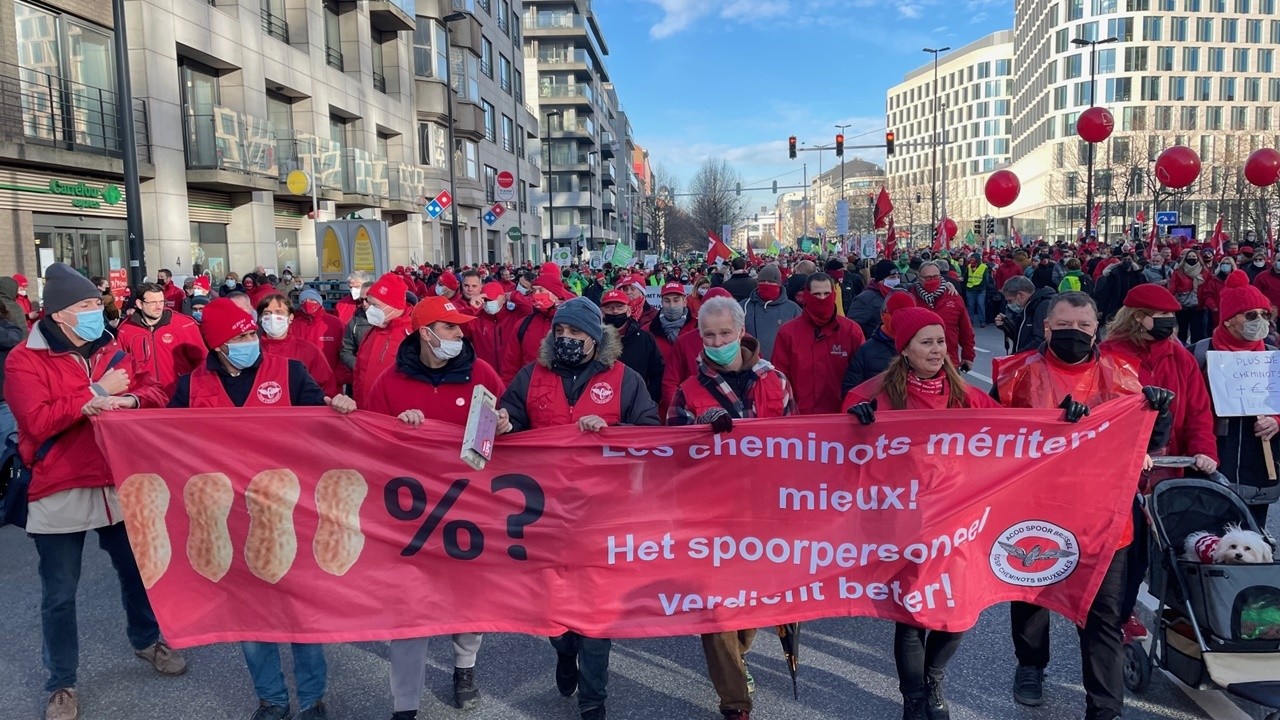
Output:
(844, 307), (998, 720)
(364, 296), (509, 719)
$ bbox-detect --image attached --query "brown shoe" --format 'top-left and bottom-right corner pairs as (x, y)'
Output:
(45, 688), (78, 720)
(135, 641), (188, 676)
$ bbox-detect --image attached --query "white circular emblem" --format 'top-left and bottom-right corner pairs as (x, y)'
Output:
(989, 520), (1080, 587)
(256, 381), (283, 405)
(590, 382), (614, 404)
(456, 397), (466, 406)
(161, 333), (174, 344)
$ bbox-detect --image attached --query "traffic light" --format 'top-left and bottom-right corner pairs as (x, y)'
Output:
(986, 217), (996, 235)
(835, 134), (845, 157)
(973, 219), (982, 236)
(735, 183), (741, 196)
(772, 180), (778, 194)
(788, 136), (797, 159)
(886, 131), (896, 156)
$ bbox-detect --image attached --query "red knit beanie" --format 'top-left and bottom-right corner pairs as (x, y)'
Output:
(368, 273), (408, 310)
(1219, 270), (1272, 321)
(200, 297), (257, 350)
(893, 307), (945, 353)
(881, 291), (918, 337)
(703, 287), (733, 301)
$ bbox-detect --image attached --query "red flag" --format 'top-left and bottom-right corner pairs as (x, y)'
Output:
(1147, 209), (1159, 253)
(1011, 225), (1022, 247)
(886, 216), (898, 258)
(706, 231), (732, 263)
(933, 221), (944, 252)
(1136, 209), (1146, 224)
(1211, 215), (1226, 253)
(746, 242), (758, 265)
(874, 187), (893, 229)
(1090, 203), (1101, 232)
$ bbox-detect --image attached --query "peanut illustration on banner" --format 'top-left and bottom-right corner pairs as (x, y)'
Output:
(244, 469), (301, 584)
(383, 473), (545, 561)
(118, 473), (173, 589)
(184, 473), (235, 582)
(313, 469), (369, 576)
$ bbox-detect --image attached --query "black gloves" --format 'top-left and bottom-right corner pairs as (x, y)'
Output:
(1142, 386), (1175, 452)
(1142, 386), (1175, 413)
(1059, 394), (1090, 423)
(848, 399), (877, 425)
(697, 408), (734, 434)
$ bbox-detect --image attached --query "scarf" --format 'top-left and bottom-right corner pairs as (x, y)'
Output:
(1212, 324), (1263, 352)
(913, 283), (945, 308)
(1180, 259), (1202, 278)
(659, 311), (687, 342)
(907, 370), (946, 396)
(628, 295), (646, 320)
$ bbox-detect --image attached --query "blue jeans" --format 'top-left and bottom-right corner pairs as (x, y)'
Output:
(965, 289), (986, 326)
(0, 401), (16, 444)
(550, 632), (611, 711)
(241, 642), (327, 710)
(32, 523), (161, 692)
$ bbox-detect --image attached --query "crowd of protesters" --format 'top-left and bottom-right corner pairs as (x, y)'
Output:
(4, 228), (1276, 720)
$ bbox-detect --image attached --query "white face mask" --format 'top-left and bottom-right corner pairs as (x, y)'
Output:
(883, 277), (901, 288)
(697, 287), (708, 297)
(484, 300), (502, 315)
(365, 305), (387, 327)
(429, 328), (463, 360)
(260, 314), (289, 339)
(435, 284), (449, 296)
(17, 288), (27, 296)
(349, 287), (361, 300)
(518, 285), (532, 295)
(224, 279), (235, 289)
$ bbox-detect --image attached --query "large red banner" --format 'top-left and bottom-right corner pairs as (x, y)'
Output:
(93, 396), (1153, 649)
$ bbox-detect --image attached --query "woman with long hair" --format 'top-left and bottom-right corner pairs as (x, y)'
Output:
(1168, 248), (1205, 343)
(842, 307), (999, 720)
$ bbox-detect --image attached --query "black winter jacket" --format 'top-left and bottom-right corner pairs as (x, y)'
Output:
(614, 318), (665, 404)
(842, 330), (897, 394)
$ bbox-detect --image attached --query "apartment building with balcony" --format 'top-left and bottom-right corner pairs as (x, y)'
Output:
(1, 0), (424, 284)
(414, 0), (542, 265)
(523, 0), (637, 256)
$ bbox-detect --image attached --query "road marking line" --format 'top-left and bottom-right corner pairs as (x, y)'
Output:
(967, 370), (992, 384)
(976, 347), (991, 354)
(1136, 583), (1254, 720)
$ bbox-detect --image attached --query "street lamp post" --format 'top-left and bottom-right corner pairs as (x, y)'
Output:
(1072, 36), (1119, 240)
(443, 12), (469, 266)
(586, 149), (598, 255)
(113, 0), (145, 285)
(544, 109), (562, 259)
(923, 47), (950, 235)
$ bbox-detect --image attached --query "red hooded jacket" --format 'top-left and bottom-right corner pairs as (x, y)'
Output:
(772, 313), (865, 415)
(1251, 268), (1280, 311)
(499, 306), (554, 383)
(910, 286), (976, 367)
(115, 310), (207, 397)
(6, 322), (168, 502)
(466, 306), (513, 378)
(261, 329), (336, 396)
(293, 306), (348, 387)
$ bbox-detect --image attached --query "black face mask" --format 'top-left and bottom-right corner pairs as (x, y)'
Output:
(1048, 328), (1095, 364)
(1148, 316), (1177, 341)
(553, 336), (589, 366)
(1184, 257), (1198, 266)
(602, 313), (628, 329)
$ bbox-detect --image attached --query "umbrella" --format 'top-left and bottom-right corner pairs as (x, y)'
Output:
(776, 622), (801, 699)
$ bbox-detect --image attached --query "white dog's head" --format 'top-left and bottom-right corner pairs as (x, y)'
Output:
(1212, 524), (1274, 564)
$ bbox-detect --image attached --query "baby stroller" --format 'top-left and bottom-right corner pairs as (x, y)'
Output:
(1124, 456), (1280, 719)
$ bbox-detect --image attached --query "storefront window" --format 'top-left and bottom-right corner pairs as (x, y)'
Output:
(33, 217), (129, 281)
(275, 229), (300, 276)
(190, 222), (229, 279)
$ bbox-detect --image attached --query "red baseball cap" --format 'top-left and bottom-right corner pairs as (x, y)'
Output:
(411, 296), (475, 330)
(481, 281), (504, 300)
(601, 289), (629, 306)
(660, 282), (685, 297)
(13, 274), (28, 287)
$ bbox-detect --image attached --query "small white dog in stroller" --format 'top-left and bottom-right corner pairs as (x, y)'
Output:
(1184, 524), (1275, 564)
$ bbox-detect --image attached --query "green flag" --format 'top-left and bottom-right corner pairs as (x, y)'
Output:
(612, 243), (634, 267)
(965, 228), (975, 244)
(771, 240), (782, 254)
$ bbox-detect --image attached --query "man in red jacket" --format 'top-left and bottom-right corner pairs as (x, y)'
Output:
(333, 271), (370, 326)
(6, 263), (185, 720)
(116, 282), (207, 397)
(467, 282), (512, 377)
(1251, 254), (1280, 310)
(499, 266), (573, 382)
(772, 272), (866, 414)
(908, 262), (975, 371)
(13, 272), (40, 326)
(353, 273), (414, 402)
(156, 268), (187, 313)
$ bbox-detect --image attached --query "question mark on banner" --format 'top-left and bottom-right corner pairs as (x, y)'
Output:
(491, 474), (545, 561)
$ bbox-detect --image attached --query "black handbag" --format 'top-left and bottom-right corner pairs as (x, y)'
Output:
(1, 432), (58, 529)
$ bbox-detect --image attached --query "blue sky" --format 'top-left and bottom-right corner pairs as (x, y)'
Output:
(593, 0), (1010, 210)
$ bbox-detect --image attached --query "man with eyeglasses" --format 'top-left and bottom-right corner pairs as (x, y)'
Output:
(116, 282), (206, 397)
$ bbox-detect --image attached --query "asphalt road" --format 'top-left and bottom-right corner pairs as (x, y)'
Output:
(1, 325), (1276, 720)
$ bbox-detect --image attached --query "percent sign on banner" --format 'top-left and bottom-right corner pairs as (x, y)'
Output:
(384, 474), (544, 560)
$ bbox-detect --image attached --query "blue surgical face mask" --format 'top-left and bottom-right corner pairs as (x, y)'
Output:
(192, 310), (203, 323)
(705, 339), (740, 366)
(68, 308), (105, 341)
(222, 340), (261, 370)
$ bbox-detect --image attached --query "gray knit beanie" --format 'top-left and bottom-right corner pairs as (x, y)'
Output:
(552, 296), (603, 344)
(42, 262), (101, 313)
(757, 263), (782, 284)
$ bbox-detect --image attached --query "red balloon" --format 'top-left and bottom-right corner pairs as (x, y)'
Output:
(942, 218), (958, 239)
(1154, 146), (1201, 189)
(1244, 148), (1280, 187)
(984, 170), (1021, 209)
(1077, 107), (1115, 144)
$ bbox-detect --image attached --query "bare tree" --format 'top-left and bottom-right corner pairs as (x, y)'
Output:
(687, 158), (747, 236)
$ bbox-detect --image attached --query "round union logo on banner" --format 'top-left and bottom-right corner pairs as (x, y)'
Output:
(590, 382), (614, 404)
(256, 381), (284, 405)
(989, 520), (1080, 587)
